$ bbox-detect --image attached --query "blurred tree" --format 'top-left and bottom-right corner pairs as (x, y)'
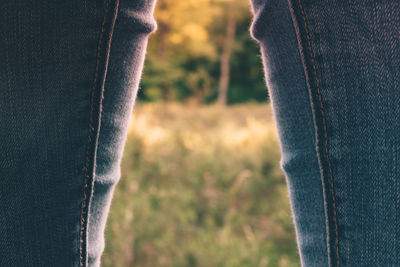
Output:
(138, 0), (267, 104)
(217, 0), (250, 106)
(217, 2), (237, 106)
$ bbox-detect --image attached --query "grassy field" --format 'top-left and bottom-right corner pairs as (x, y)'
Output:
(102, 103), (300, 267)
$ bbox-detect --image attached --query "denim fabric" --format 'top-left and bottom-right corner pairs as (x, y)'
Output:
(252, 0), (400, 266)
(2, 0), (400, 266)
(88, 1), (156, 266)
(250, 0), (328, 266)
(0, 0), (155, 266)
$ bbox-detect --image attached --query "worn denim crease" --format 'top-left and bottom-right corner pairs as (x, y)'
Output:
(79, 0), (119, 266)
(288, 0), (340, 265)
(249, 0), (329, 265)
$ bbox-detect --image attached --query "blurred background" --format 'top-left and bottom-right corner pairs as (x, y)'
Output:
(102, 0), (300, 266)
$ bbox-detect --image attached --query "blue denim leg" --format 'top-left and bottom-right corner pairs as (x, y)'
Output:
(251, 0), (400, 266)
(88, 1), (156, 266)
(0, 0), (156, 266)
(250, 0), (328, 266)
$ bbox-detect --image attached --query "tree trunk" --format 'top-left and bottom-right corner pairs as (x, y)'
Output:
(157, 21), (170, 100)
(218, 8), (236, 106)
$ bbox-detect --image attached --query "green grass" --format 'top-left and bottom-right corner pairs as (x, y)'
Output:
(102, 103), (300, 267)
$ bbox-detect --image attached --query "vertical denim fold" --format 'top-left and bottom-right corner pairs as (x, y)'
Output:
(87, 0), (157, 266)
(79, 0), (120, 266)
(288, 0), (340, 265)
(250, 0), (329, 265)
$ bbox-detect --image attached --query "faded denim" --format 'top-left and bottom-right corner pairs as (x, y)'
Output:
(251, 0), (400, 266)
(1, 0), (400, 266)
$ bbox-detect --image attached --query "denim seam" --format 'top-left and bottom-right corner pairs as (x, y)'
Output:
(79, 0), (119, 266)
(287, 0), (340, 266)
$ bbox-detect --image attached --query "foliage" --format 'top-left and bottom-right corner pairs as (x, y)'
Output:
(138, 0), (267, 104)
(102, 103), (300, 267)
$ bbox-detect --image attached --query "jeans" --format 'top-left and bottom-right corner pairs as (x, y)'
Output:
(1, 0), (399, 266)
(252, 0), (400, 266)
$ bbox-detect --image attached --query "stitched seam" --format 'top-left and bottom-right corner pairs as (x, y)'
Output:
(79, 0), (112, 266)
(296, 0), (340, 266)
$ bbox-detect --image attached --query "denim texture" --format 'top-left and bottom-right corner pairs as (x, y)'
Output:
(250, 0), (328, 266)
(88, 0), (156, 266)
(252, 0), (400, 266)
(2, 0), (400, 266)
(0, 0), (155, 266)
